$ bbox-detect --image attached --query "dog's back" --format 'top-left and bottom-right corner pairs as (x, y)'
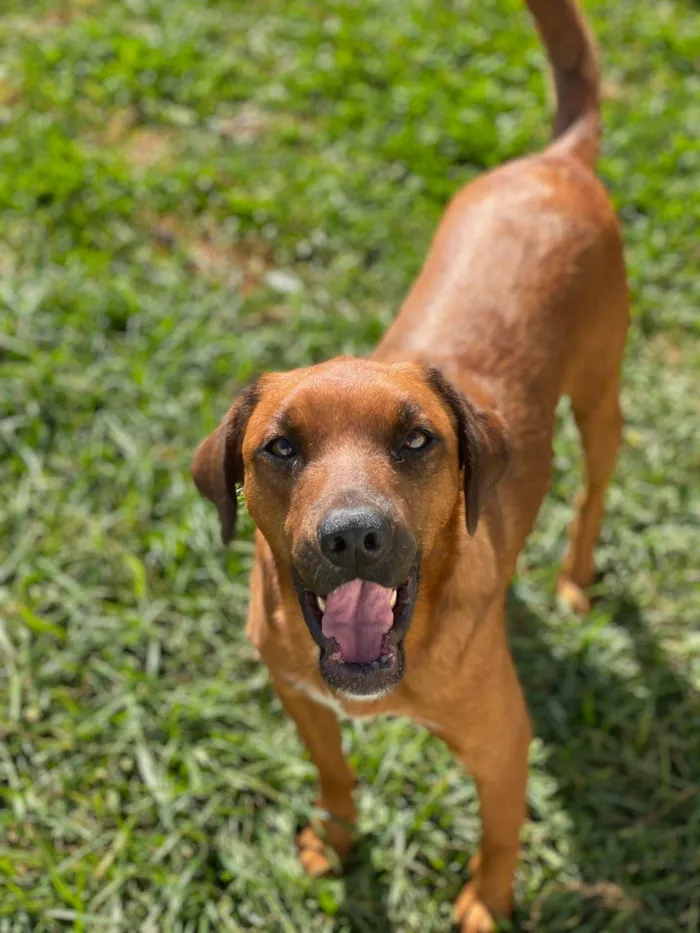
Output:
(377, 0), (629, 583)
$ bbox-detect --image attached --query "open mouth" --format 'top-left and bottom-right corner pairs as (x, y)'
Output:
(295, 568), (419, 698)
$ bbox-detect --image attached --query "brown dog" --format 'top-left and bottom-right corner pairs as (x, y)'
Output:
(192, 0), (629, 928)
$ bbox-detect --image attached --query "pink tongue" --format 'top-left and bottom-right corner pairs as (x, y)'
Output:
(321, 579), (394, 664)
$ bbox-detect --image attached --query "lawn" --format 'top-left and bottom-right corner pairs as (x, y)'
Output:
(0, 0), (699, 930)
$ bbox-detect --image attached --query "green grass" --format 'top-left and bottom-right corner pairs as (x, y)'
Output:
(1, 0), (699, 930)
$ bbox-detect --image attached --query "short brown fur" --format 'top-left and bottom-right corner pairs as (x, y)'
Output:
(192, 0), (628, 928)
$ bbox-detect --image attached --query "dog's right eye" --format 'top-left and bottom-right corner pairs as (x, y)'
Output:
(266, 436), (296, 459)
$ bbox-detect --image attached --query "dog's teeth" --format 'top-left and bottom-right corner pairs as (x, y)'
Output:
(317, 596), (326, 612)
(370, 660), (381, 670)
(380, 654), (391, 663)
(390, 589), (397, 608)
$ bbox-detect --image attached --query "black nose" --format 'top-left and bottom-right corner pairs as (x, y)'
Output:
(318, 507), (393, 572)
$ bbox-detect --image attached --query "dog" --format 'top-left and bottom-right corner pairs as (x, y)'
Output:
(192, 0), (629, 928)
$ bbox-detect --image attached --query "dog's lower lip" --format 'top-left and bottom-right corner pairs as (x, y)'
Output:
(322, 624), (401, 672)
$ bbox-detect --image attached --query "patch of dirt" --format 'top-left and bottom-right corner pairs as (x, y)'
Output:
(601, 78), (626, 101)
(102, 106), (140, 146)
(7, 0), (96, 36)
(41, 9), (75, 28)
(212, 104), (270, 144)
(125, 128), (173, 170)
(151, 215), (275, 294)
(0, 74), (22, 109)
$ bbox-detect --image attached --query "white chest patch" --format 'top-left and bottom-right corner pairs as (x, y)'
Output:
(285, 677), (383, 720)
(291, 678), (346, 715)
(283, 676), (440, 733)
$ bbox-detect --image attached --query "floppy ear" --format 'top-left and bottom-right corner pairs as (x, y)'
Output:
(191, 381), (260, 545)
(425, 367), (511, 535)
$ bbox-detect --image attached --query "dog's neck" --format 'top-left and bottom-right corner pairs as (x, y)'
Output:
(402, 491), (506, 664)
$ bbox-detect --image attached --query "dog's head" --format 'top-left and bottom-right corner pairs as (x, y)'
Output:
(192, 359), (510, 698)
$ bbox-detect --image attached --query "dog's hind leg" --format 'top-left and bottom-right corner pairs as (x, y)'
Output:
(271, 677), (357, 876)
(558, 374), (624, 613)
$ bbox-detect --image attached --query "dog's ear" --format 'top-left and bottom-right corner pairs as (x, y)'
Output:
(191, 381), (260, 545)
(425, 367), (511, 535)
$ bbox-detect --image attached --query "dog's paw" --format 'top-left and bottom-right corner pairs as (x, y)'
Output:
(454, 881), (497, 933)
(454, 853), (512, 933)
(296, 826), (346, 877)
(296, 826), (335, 877)
(557, 576), (591, 614)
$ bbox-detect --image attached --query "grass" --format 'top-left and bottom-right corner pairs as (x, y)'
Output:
(0, 0), (698, 930)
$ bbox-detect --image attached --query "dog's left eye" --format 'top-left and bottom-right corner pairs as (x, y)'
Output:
(403, 429), (431, 451)
(266, 436), (296, 459)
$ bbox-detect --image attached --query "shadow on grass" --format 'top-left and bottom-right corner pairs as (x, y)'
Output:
(507, 587), (699, 932)
(314, 587), (698, 932)
(331, 835), (392, 933)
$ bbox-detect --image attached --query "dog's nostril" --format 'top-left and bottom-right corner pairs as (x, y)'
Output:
(319, 508), (394, 568)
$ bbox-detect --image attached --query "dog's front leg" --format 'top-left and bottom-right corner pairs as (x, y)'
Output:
(271, 675), (357, 876)
(438, 641), (531, 932)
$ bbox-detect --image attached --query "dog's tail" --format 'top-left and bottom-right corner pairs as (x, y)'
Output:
(525, 0), (600, 167)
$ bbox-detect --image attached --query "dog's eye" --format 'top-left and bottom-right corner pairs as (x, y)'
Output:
(266, 436), (296, 459)
(403, 429), (431, 451)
